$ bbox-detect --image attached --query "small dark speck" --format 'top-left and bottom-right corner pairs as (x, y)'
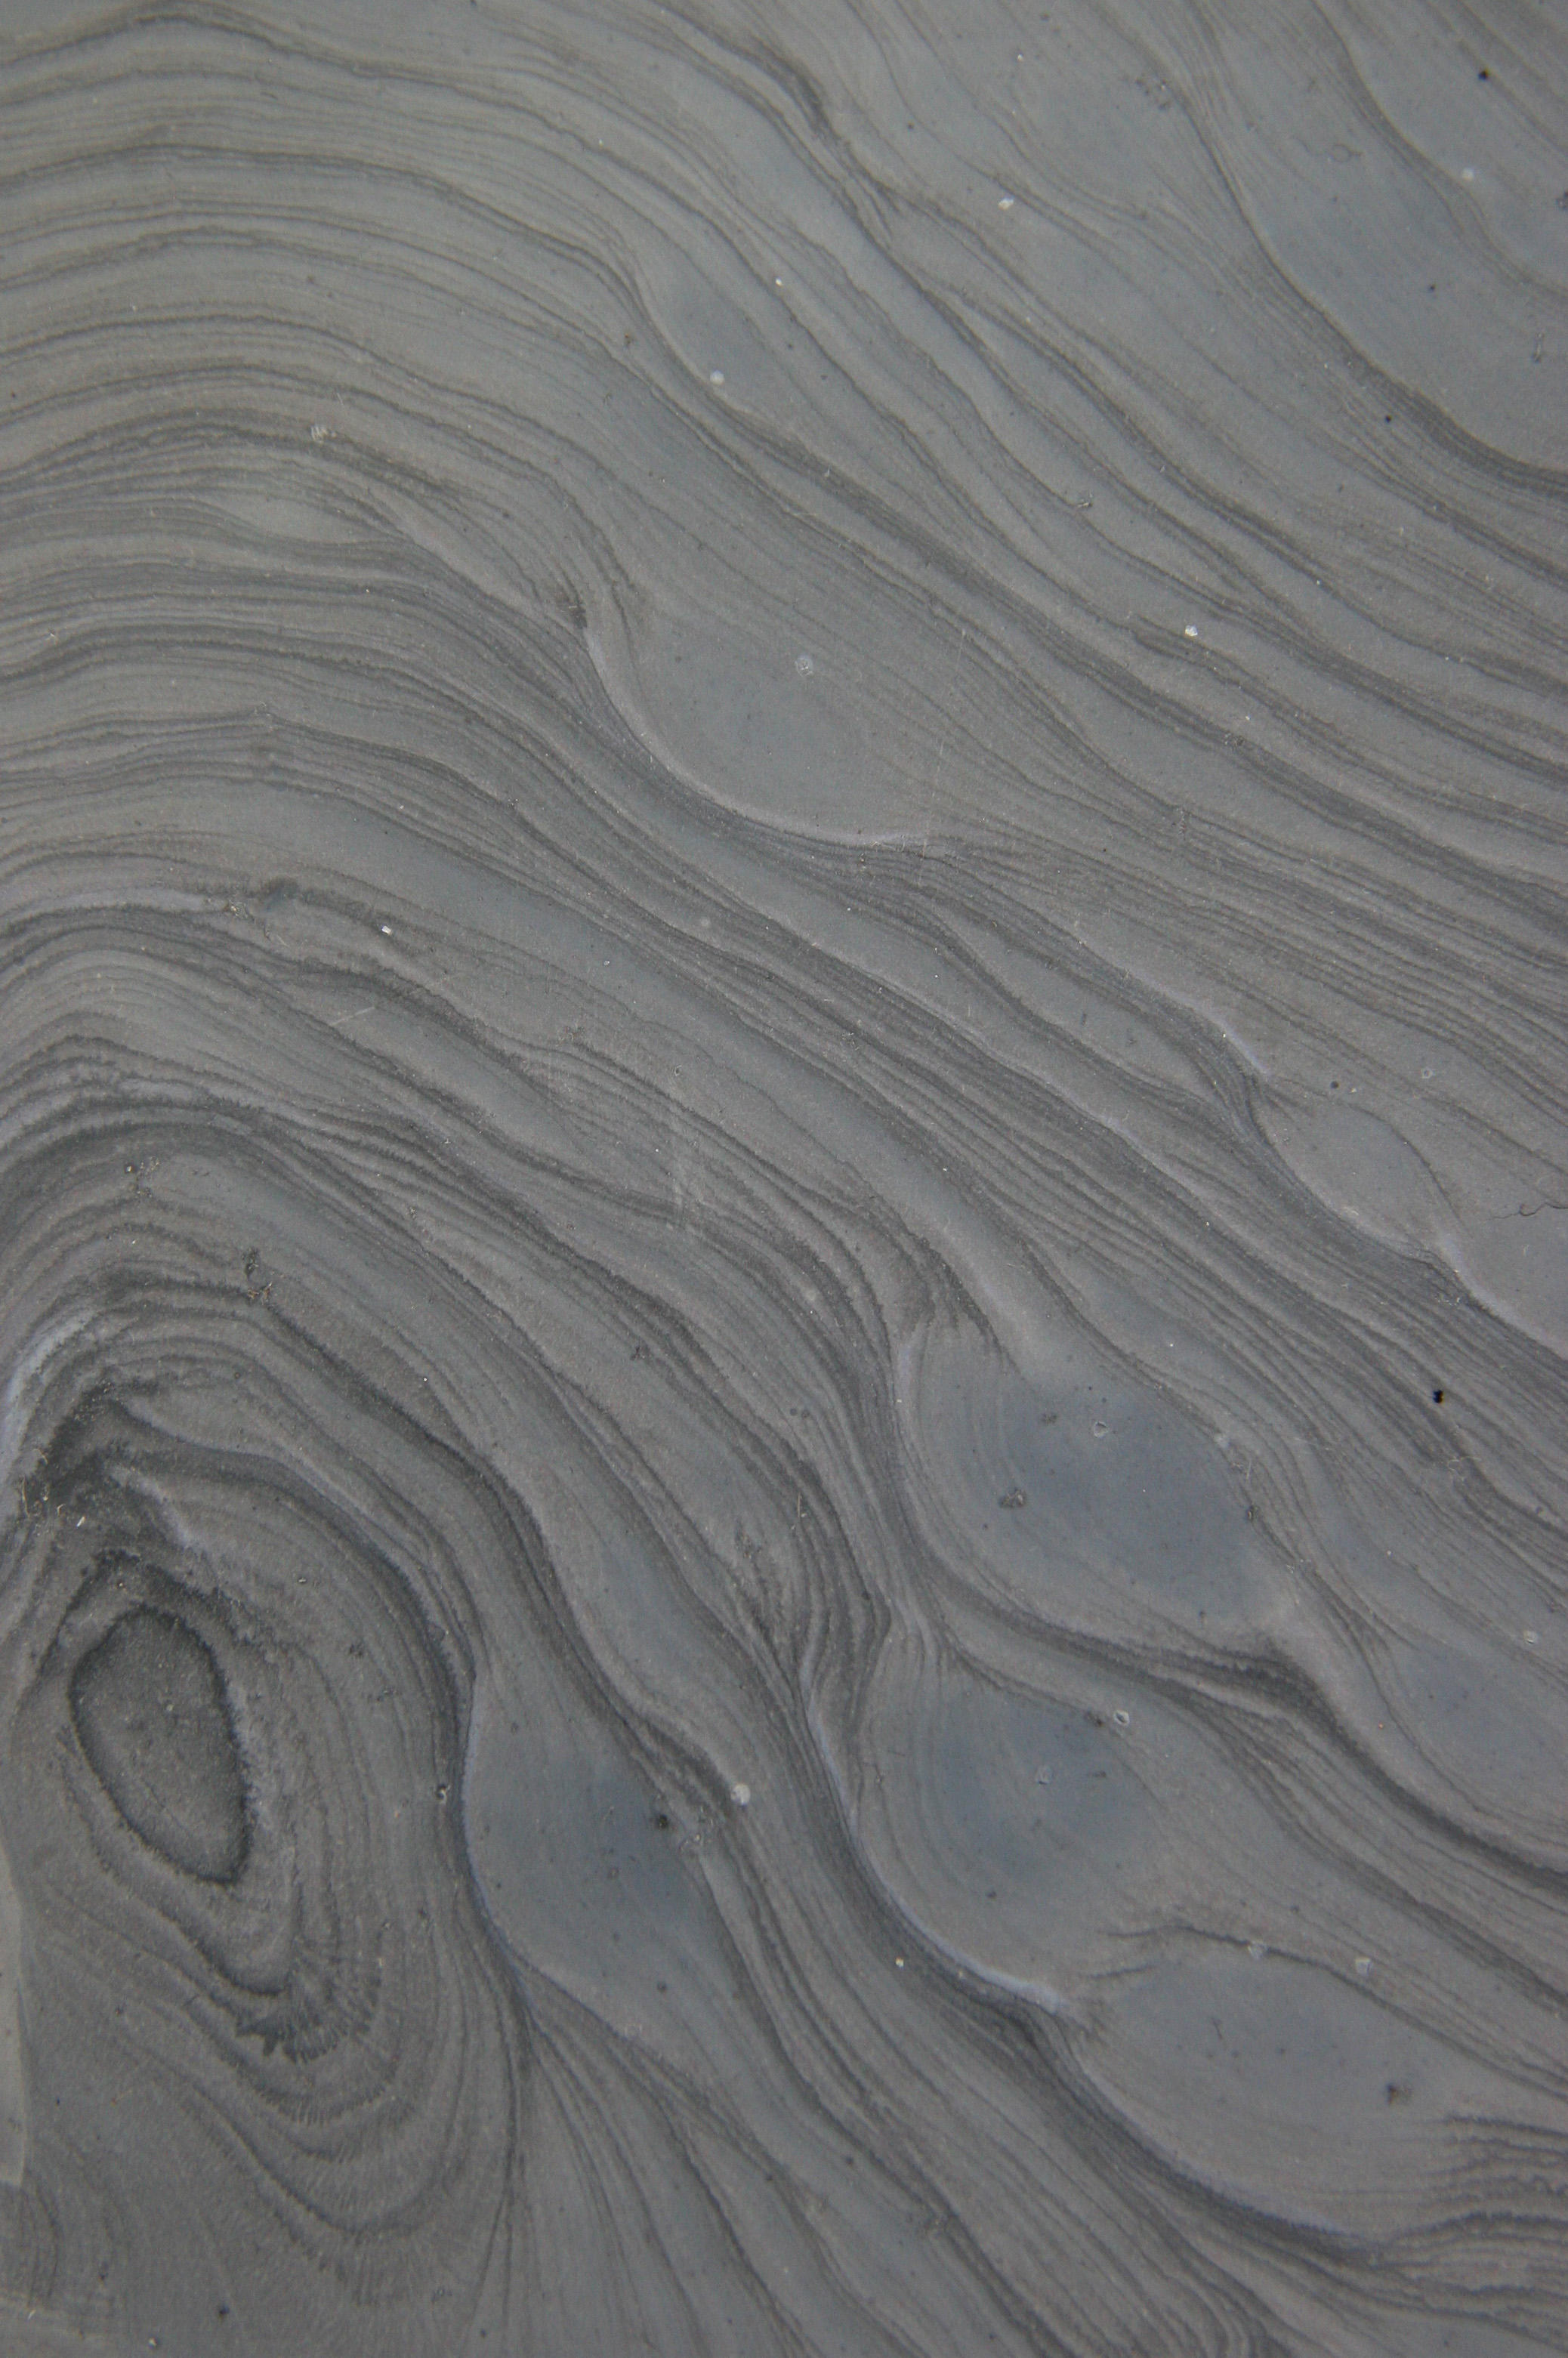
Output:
(1477, 66), (1489, 79)
(999, 1487), (1026, 1510)
(1385, 2080), (1411, 2104)
(655, 1811), (671, 1831)
(1432, 1388), (1445, 1405)
(1557, 190), (1568, 210)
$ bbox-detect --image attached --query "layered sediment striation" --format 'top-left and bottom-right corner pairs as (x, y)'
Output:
(0, 2), (1563, 2350)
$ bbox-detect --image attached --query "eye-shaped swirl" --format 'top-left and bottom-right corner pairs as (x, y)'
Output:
(0, 1121), (533, 2351)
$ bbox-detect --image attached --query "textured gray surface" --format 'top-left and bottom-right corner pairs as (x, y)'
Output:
(0, 2), (1564, 2351)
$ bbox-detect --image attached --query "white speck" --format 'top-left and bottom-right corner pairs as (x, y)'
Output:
(708, 369), (725, 385)
(1113, 1708), (1130, 1729)
(1461, 166), (1476, 182)
(795, 653), (814, 674)
(895, 1955), (905, 1968)
(1092, 1419), (1109, 1438)
(1523, 1628), (1539, 1647)
(1036, 1765), (1052, 1785)
(1354, 1955), (1373, 1979)
(310, 422), (331, 443)
(1247, 1941), (1267, 1961)
(730, 1780), (751, 1807)
(1184, 623), (1199, 639)
(998, 195), (1015, 210)
(380, 924), (393, 935)
(774, 276), (784, 287)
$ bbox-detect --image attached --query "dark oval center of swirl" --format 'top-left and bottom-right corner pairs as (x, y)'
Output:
(69, 1606), (247, 1883)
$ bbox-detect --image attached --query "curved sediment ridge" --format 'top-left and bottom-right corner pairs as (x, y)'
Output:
(0, 2), (1563, 2351)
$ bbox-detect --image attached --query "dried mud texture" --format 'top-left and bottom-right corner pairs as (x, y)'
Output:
(0, 1), (1564, 2352)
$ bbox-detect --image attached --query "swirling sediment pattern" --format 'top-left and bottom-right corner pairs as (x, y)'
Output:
(1, 1), (1564, 2351)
